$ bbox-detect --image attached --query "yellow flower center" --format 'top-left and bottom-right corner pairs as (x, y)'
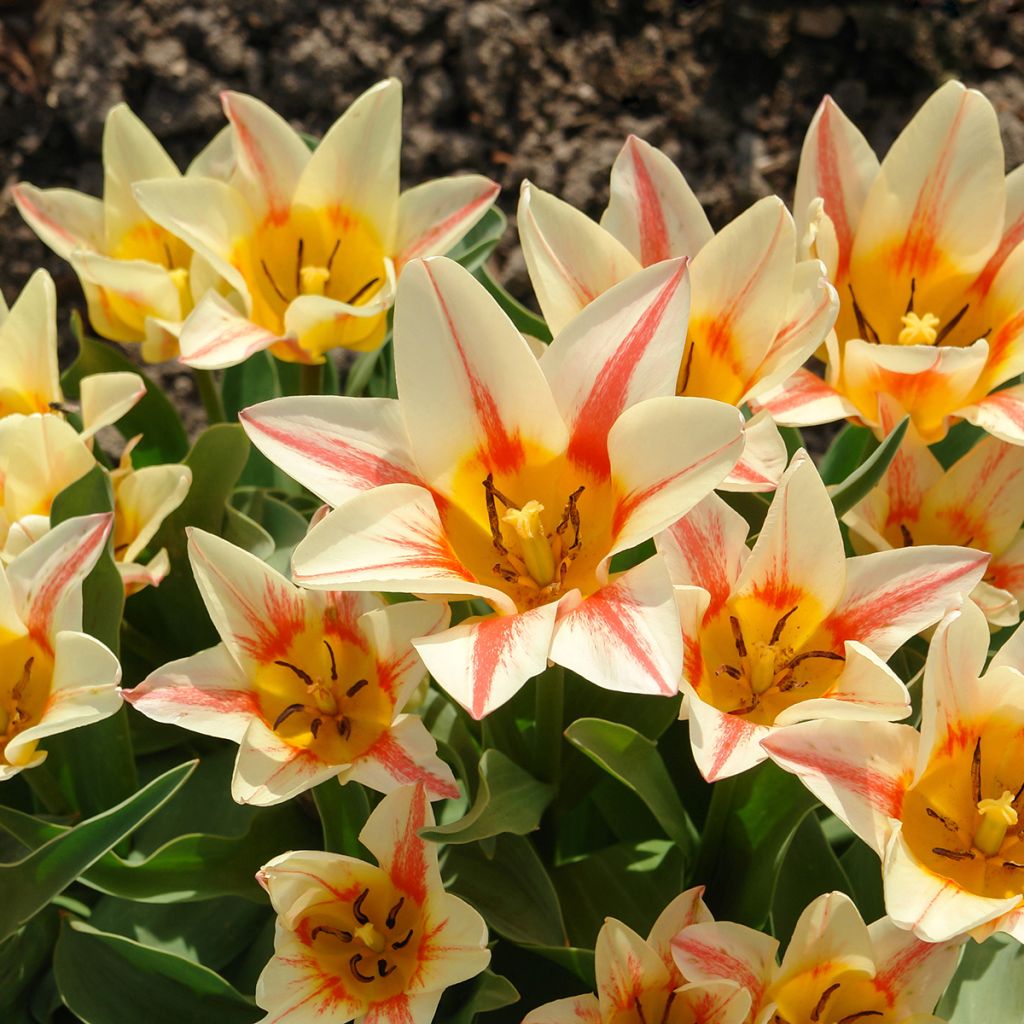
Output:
(897, 311), (940, 345)
(254, 631), (393, 764)
(974, 791), (1019, 857)
(501, 499), (557, 587)
(0, 633), (52, 767)
(168, 266), (191, 315)
(771, 970), (887, 1024)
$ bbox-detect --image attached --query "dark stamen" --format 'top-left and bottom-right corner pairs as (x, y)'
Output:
(378, 959), (397, 978)
(392, 929), (413, 949)
(325, 238), (341, 275)
(777, 675), (809, 692)
(323, 640), (338, 681)
(296, 238), (304, 293)
(492, 562), (518, 583)
(386, 896), (405, 929)
(337, 716), (352, 740)
(311, 925), (352, 942)
(345, 277), (380, 305)
(483, 474), (513, 555)
(1003, 861), (1024, 870)
(273, 703), (306, 730)
(900, 523), (914, 547)
(933, 847), (975, 861)
(905, 277), (916, 315)
(353, 888), (370, 924)
(163, 241), (174, 271)
(310, 718), (322, 738)
(678, 342), (695, 394)
(927, 808), (959, 833)
(786, 650), (845, 669)
(848, 285), (880, 344)
(634, 998), (647, 1024)
(730, 616), (747, 659)
(770, 605), (799, 646)
(275, 660), (315, 688)
(350, 953), (374, 982)
(718, 664), (742, 679)
(556, 485), (585, 553)
(1014, 779), (1024, 805)
(261, 259), (289, 303)
(811, 982), (841, 1023)
(733, 697), (759, 715)
(972, 738), (982, 805)
(346, 679), (369, 699)
(935, 303), (969, 345)
(837, 1014), (883, 1024)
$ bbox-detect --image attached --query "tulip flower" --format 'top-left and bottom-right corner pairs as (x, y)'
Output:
(126, 528), (457, 805)
(241, 256), (745, 718)
(671, 891), (961, 1023)
(131, 78), (500, 369)
(764, 600), (1024, 942)
(13, 105), (232, 362)
(523, 887), (752, 1024)
(255, 784), (488, 1024)
(844, 428), (1024, 626)
(518, 142), (838, 489)
(656, 449), (987, 780)
(759, 81), (1024, 445)
(1, 513), (122, 780)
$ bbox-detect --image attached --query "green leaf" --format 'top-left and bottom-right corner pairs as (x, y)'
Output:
(839, 838), (885, 924)
(527, 946), (596, 988)
(445, 969), (521, 1024)
(0, 909), (58, 1012)
(220, 350), (278, 421)
(47, 465), (136, 816)
(221, 504), (274, 559)
(446, 206), (507, 274)
(474, 266), (551, 342)
(422, 749), (553, 844)
(565, 719), (696, 859)
(61, 314), (188, 465)
(929, 418), (984, 470)
(818, 424), (876, 485)
(54, 920), (258, 1024)
(937, 933), (1024, 1022)
(444, 835), (566, 948)
(694, 762), (819, 928)
(828, 417), (908, 518)
(230, 488), (310, 574)
(313, 780), (370, 859)
(0, 761), (195, 941)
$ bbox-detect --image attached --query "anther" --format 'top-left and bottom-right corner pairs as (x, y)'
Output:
(386, 897), (404, 929)
(346, 679), (368, 699)
(377, 959), (397, 978)
(972, 738), (982, 805)
(273, 703), (306, 731)
(786, 650), (845, 669)
(323, 640), (338, 681)
(556, 485), (585, 554)
(296, 238), (304, 293)
(770, 606), (798, 646)
(717, 664), (742, 680)
(483, 474), (512, 555)
(849, 285), (880, 344)
(904, 277), (916, 315)
(353, 888), (370, 925)
(678, 343), (695, 394)
(811, 983), (840, 1023)
(926, 808), (959, 833)
(837, 1014), (883, 1024)
(350, 954), (374, 982)
(933, 847), (975, 861)
(163, 241), (174, 270)
(1004, 861), (1024, 870)
(345, 277), (380, 305)
(900, 523), (914, 547)
(337, 716), (352, 740)
(275, 660), (315, 688)
(311, 925), (352, 943)
(310, 718), (322, 738)
(392, 929), (413, 949)
(261, 259), (289, 303)
(934, 303), (969, 345)
(730, 616), (747, 659)
(325, 238), (341, 275)
(634, 999), (648, 1024)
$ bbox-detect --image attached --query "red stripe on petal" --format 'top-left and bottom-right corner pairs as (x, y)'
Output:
(672, 938), (766, 1005)
(467, 613), (528, 719)
(124, 685), (258, 716)
(223, 94), (290, 225)
(232, 578), (306, 663)
(972, 212), (1024, 299)
(388, 785), (430, 903)
(12, 186), (84, 251)
(815, 99), (857, 283)
(365, 731), (460, 799)
(796, 750), (907, 819)
(399, 184), (499, 266)
(707, 711), (757, 781)
(567, 263), (687, 478)
(424, 262), (525, 475)
(628, 138), (670, 265)
(185, 317), (277, 364)
(363, 995), (415, 1024)
(872, 935), (934, 1004)
(376, 647), (417, 700)
(323, 592), (370, 650)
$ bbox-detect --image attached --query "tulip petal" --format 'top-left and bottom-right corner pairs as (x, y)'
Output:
(821, 545), (987, 660)
(970, 580), (1019, 627)
(115, 462), (191, 563)
(754, 368), (858, 428)
(295, 78), (402, 246)
(550, 556), (680, 697)
(519, 181), (642, 334)
(414, 889), (491, 993)
(12, 183), (105, 260)
(657, 495), (749, 617)
(646, 887), (713, 971)
(187, 527), (307, 670)
(394, 258), (566, 490)
(293, 483), (510, 610)
(543, 259), (692, 480)
(178, 291), (281, 370)
(607, 396), (744, 553)
(0, 269), (61, 415)
(684, 682), (773, 781)
(341, 713), (458, 800)
(776, 891), (875, 985)
(413, 601), (559, 719)
(960, 382), (1024, 445)
(522, 994), (602, 1024)
(883, 827), (1019, 942)
(125, 643), (257, 743)
(222, 91), (309, 223)
(70, 251), (182, 323)
(233, 718), (340, 805)
(602, 135), (714, 265)
(596, 918), (670, 1017)
(719, 411), (786, 493)
(393, 175), (500, 270)
(78, 370), (146, 439)
(794, 95), (879, 285)
(673, 981), (752, 1024)
(241, 394), (422, 508)
(762, 719), (918, 855)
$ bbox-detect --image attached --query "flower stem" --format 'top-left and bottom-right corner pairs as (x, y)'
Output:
(25, 762), (69, 815)
(300, 362), (323, 396)
(194, 368), (226, 425)
(533, 664), (565, 785)
(691, 772), (739, 887)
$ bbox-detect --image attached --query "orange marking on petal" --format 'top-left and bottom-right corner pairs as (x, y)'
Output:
(628, 138), (671, 266)
(388, 785), (430, 904)
(972, 213), (1024, 299)
(232, 578), (306, 663)
(815, 99), (857, 283)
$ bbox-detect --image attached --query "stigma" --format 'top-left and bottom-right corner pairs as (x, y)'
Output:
(897, 311), (940, 345)
(300, 266), (331, 296)
(974, 790), (1018, 857)
(502, 500), (556, 586)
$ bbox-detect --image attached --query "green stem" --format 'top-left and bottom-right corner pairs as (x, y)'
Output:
(300, 362), (323, 396)
(691, 772), (739, 887)
(194, 368), (226, 424)
(24, 763), (69, 815)
(313, 779), (369, 857)
(533, 664), (565, 785)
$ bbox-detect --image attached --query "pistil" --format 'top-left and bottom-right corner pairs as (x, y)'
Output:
(502, 501), (556, 587)
(974, 790), (1018, 857)
(897, 311), (940, 346)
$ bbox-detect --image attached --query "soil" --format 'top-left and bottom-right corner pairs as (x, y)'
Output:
(1, 0), (1023, 425)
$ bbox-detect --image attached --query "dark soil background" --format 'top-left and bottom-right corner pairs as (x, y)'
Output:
(2, 0), (1023, 414)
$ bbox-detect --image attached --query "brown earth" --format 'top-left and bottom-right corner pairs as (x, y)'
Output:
(1, 0), (1023, 410)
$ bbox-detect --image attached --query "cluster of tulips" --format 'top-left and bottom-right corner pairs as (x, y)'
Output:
(3, 75), (1024, 1023)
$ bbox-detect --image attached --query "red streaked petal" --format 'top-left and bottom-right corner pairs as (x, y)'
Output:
(718, 411), (786, 493)
(178, 291), (280, 370)
(960, 383), (1024, 445)
(522, 994), (602, 1024)
(11, 182), (105, 260)
(753, 368), (857, 428)
(684, 683), (773, 781)
(233, 719), (340, 806)
(867, 914), (963, 1014)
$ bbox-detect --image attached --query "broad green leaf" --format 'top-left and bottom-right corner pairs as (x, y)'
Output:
(474, 266), (551, 342)
(828, 417), (908, 517)
(61, 314), (188, 465)
(770, 813), (855, 947)
(554, 840), (686, 949)
(345, 345), (387, 397)
(929, 418), (983, 469)
(937, 933), (1024, 1022)
(444, 969), (521, 1024)
(818, 424), (876, 485)
(565, 719), (696, 858)
(720, 489), (772, 534)
(444, 835), (566, 948)
(422, 749), (553, 844)
(0, 761), (195, 941)
(230, 488), (310, 574)
(0, 909), (57, 1012)
(47, 465), (135, 816)
(0, 800), (311, 903)
(694, 762), (819, 928)
(839, 838), (885, 924)
(446, 206), (507, 274)
(221, 504), (274, 559)
(54, 920), (258, 1024)
(527, 946), (596, 988)
(313, 780), (370, 859)
(220, 350), (278, 421)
